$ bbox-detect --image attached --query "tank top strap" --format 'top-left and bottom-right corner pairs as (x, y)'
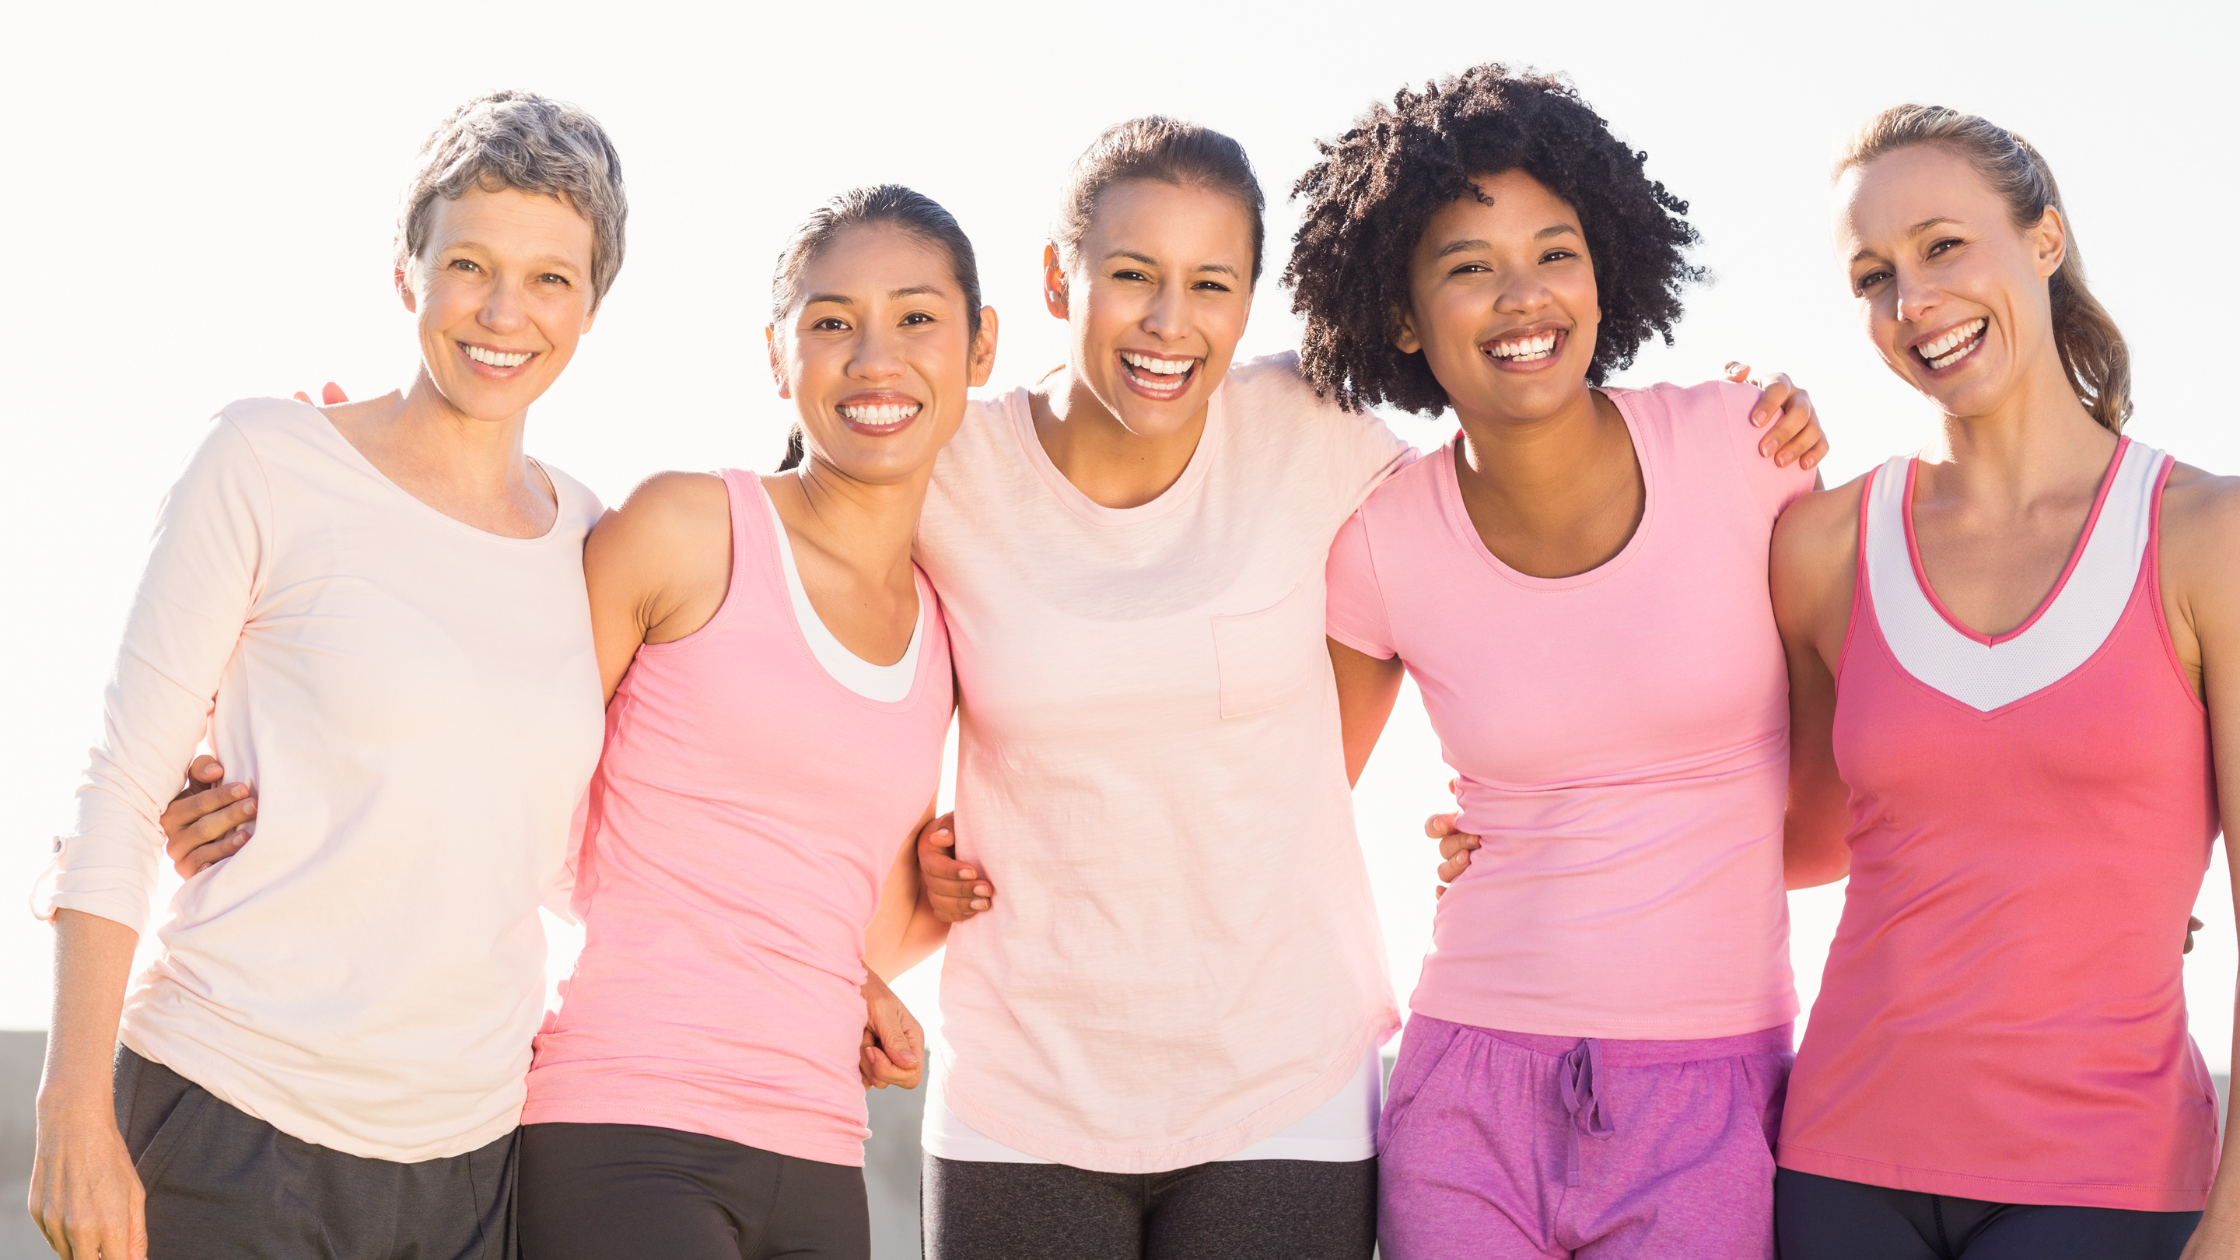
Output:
(708, 469), (782, 640)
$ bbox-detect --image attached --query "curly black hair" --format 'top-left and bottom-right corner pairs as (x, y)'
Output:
(1286, 65), (1703, 414)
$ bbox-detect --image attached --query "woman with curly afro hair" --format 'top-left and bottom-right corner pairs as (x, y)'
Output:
(1291, 65), (1850, 1258)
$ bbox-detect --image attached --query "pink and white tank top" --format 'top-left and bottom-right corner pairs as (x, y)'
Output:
(1778, 439), (2221, 1211)
(523, 471), (954, 1168)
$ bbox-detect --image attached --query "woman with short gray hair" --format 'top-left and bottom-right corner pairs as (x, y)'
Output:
(30, 90), (624, 1260)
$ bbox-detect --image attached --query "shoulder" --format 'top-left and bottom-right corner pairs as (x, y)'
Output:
(2156, 460), (2240, 589)
(1604, 378), (1758, 424)
(532, 459), (605, 522)
(592, 470), (730, 555)
(1771, 474), (1867, 584)
(1222, 351), (1351, 424)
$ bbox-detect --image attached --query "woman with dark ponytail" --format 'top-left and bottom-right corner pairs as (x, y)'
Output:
(1770, 106), (2240, 1258)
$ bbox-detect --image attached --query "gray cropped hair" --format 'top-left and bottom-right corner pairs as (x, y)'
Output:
(395, 90), (628, 305)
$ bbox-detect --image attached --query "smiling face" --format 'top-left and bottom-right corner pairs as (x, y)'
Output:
(770, 223), (995, 484)
(1396, 169), (1600, 425)
(1835, 143), (2066, 418)
(400, 184), (599, 423)
(1050, 179), (1255, 439)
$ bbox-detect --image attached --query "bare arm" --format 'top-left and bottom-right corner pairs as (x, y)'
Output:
(30, 910), (145, 1260)
(1769, 480), (1858, 889)
(583, 472), (733, 704)
(864, 798), (950, 982)
(1330, 638), (1405, 788)
(2166, 471), (2240, 1259)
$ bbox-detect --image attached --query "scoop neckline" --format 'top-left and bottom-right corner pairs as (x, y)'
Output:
(301, 398), (569, 544)
(1436, 388), (1656, 591)
(1003, 384), (1224, 526)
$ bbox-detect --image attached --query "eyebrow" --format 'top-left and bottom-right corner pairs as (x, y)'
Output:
(442, 241), (582, 272)
(1103, 249), (1240, 278)
(1849, 218), (1964, 264)
(803, 285), (950, 307)
(1434, 224), (1578, 258)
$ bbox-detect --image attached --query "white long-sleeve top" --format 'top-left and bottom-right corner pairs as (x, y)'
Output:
(36, 398), (606, 1161)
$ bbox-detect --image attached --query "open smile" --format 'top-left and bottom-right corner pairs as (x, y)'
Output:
(1480, 326), (1567, 373)
(836, 393), (923, 436)
(1911, 318), (1986, 374)
(1116, 349), (1200, 401)
(457, 341), (538, 377)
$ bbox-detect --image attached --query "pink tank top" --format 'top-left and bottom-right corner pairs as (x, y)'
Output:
(1778, 439), (2220, 1211)
(522, 470), (953, 1168)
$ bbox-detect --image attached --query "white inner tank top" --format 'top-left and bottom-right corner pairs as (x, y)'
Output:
(763, 491), (921, 703)
(1862, 438), (2163, 713)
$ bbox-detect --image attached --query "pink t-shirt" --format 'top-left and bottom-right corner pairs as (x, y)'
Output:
(1326, 381), (1812, 1041)
(522, 471), (954, 1167)
(915, 353), (1412, 1174)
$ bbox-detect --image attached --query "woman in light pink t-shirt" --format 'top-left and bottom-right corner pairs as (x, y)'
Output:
(910, 115), (1828, 1260)
(1289, 69), (1849, 1260)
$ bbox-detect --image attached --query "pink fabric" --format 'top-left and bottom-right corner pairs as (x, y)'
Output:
(1379, 1014), (1791, 1259)
(523, 471), (954, 1167)
(1778, 454), (2220, 1212)
(913, 354), (1412, 1173)
(1325, 381), (1813, 1040)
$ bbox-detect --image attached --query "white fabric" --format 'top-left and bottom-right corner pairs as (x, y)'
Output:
(761, 489), (921, 703)
(923, 1047), (1383, 1164)
(36, 398), (607, 1161)
(1864, 440), (2164, 713)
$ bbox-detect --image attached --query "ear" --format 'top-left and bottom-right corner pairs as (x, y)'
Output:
(395, 264), (418, 314)
(969, 307), (1001, 388)
(2031, 205), (2067, 280)
(1043, 244), (1069, 320)
(1391, 302), (1423, 355)
(766, 325), (792, 399)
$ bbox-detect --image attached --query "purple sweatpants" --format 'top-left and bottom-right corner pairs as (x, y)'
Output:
(1378, 1014), (1791, 1260)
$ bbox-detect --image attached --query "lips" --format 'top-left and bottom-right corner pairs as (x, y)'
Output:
(1480, 326), (1568, 372)
(1117, 349), (1199, 400)
(459, 342), (536, 374)
(1911, 318), (1987, 373)
(835, 393), (923, 435)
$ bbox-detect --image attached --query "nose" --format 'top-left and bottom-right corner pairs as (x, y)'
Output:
(849, 319), (907, 383)
(479, 273), (528, 335)
(1492, 265), (1548, 317)
(1893, 265), (1938, 327)
(1141, 276), (1190, 342)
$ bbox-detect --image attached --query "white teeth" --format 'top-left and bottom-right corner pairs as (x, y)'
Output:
(1918, 319), (1986, 368)
(1121, 350), (1195, 376)
(839, 402), (921, 425)
(464, 344), (532, 368)
(1487, 332), (1559, 361)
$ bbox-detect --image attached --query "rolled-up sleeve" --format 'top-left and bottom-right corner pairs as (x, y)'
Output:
(35, 417), (271, 932)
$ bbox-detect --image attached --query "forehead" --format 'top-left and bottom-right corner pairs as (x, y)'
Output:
(797, 223), (961, 298)
(1085, 179), (1254, 260)
(424, 185), (594, 259)
(1420, 170), (1578, 242)
(1834, 145), (2002, 246)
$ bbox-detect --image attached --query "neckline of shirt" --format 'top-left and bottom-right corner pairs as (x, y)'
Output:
(1434, 386), (1657, 592)
(759, 487), (923, 702)
(1001, 382), (1226, 527)
(291, 397), (575, 546)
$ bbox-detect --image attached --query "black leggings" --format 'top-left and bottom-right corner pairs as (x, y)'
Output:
(1775, 1168), (2200, 1260)
(922, 1153), (1376, 1260)
(518, 1122), (869, 1260)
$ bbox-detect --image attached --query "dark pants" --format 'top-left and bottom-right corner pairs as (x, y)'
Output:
(115, 1047), (515, 1260)
(1775, 1168), (2201, 1260)
(922, 1153), (1377, 1260)
(517, 1121), (869, 1260)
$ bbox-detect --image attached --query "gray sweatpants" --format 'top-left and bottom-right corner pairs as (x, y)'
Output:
(115, 1047), (516, 1260)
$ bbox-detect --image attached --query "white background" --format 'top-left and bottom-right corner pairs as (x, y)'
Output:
(4, 0), (2235, 1073)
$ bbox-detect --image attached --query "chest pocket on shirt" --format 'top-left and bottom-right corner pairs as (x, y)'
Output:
(1211, 583), (1326, 719)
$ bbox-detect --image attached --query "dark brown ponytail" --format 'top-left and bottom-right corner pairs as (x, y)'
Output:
(1837, 105), (2130, 432)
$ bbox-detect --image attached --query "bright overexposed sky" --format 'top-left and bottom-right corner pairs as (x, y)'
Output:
(5, 0), (2236, 1072)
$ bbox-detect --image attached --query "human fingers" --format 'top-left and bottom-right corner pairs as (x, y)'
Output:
(917, 815), (992, 920)
(162, 785), (255, 868)
(175, 831), (251, 879)
(2186, 914), (2204, 955)
(1724, 360), (1754, 385)
(181, 755), (225, 795)
(1437, 829), (1481, 864)
(1423, 812), (1461, 839)
(1758, 377), (1827, 469)
(319, 381), (348, 405)
(291, 390), (312, 404)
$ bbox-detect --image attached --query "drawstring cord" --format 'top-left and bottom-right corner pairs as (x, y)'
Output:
(1557, 1038), (1615, 1187)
